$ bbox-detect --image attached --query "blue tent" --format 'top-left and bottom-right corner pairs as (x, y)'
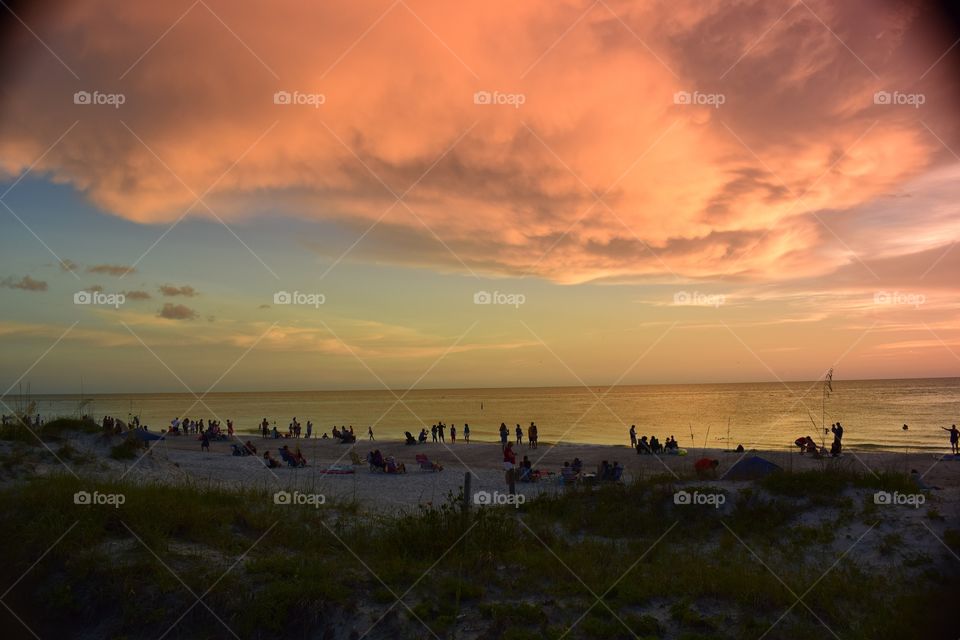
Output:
(725, 456), (782, 481)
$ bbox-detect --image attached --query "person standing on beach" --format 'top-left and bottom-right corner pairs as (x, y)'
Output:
(368, 426), (374, 441)
(830, 422), (844, 456)
(463, 423), (470, 443)
(499, 423), (508, 447)
(503, 442), (517, 494)
(529, 422), (538, 449)
(629, 425), (637, 448)
(306, 421), (313, 439)
(515, 424), (523, 446)
(438, 423), (446, 443)
(450, 425), (456, 443)
(201, 430), (210, 452)
(943, 424), (959, 454)
(432, 425), (438, 442)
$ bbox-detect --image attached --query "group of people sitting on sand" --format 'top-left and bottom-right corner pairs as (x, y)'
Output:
(557, 457), (624, 484)
(630, 426), (681, 455)
(366, 449), (406, 473)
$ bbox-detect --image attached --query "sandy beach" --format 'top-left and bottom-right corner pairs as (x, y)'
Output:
(12, 431), (958, 518)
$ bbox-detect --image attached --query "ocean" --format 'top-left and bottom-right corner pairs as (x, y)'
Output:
(7, 378), (958, 452)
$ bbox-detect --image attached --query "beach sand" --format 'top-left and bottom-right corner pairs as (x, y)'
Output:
(31, 432), (959, 518)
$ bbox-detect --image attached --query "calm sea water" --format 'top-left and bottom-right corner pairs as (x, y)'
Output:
(8, 378), (958, 452)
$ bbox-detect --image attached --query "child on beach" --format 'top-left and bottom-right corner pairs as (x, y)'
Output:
(463, 423), (470, 442)
(450, 425), (456, 443)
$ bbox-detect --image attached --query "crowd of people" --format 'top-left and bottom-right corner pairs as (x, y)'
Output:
(629, 425), (682, 455)
(794, 422), (845, 457)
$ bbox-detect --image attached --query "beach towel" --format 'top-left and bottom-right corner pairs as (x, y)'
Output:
(318, 464), (355, 474)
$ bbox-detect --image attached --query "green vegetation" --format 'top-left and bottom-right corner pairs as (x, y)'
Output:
(0, 468), (955, 639)
(0, 416), (100, 443)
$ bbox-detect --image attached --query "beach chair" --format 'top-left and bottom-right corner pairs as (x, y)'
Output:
(350, 451), (362, 466)
(279, 448), (302, 468)
(366, 451), (384, 472)
(415, 453), (443, 471)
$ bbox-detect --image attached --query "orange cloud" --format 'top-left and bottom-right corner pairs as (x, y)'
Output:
(0, 0), (957, 284)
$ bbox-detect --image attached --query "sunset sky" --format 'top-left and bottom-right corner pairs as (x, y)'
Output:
(1, 0), (958, 393)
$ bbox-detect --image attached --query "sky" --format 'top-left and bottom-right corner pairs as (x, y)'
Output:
(0, 0), (959, 394)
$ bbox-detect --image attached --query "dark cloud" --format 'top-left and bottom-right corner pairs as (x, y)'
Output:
(1, 275), (47, 291)
(87, 264), (135, 276)
(158, 303), (198, 320)
(123, 290), (151, 300)
(159, 284), (198, 297)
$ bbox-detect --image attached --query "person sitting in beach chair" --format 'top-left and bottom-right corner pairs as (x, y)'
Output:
(405, 431), (417, 445)
(263, 451), (281, 468)
(649, 436), (662, 454)
(279, 446), (304, 468)
(384, 455), (406, 474)
(694, 457), (719, 479)
(415, 453), (443, 471)
(610, 461), (624, 482)
(293, 446), (307, 466)
(244, 440), (257, 455)
(560, 462), (578, 485)
(597, 460), (608, 480)
(636, 436), (651, 455)
(794, 435), (819, 455)
(518, 455), (534, 482)
(367, 450), (385, 472)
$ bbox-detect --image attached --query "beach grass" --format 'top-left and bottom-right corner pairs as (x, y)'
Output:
(0, 465), (956, 639)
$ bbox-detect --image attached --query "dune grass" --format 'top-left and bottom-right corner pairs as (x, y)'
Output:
(0, 468), (956, 639)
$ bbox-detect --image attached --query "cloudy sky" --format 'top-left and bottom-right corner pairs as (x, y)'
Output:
(1, 0), (959, 393)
